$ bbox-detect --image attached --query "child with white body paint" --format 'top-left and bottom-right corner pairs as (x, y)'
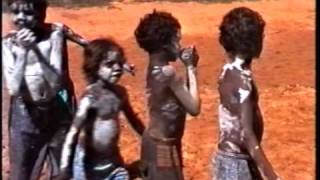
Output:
(58, 38), (145, 180)
(212, 7), (281, 180)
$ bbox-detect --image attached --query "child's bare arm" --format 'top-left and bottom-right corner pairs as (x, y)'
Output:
(239, 84), (279, 180)
(168, 46), (201, 116)
(59, 95), (93, 178)
(120, 87), (145, 138)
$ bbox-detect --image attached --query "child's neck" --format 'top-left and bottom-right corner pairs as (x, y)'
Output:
(96, 79), (114, 89)
(149, 51), (170, 67)
(230, 56), (252, 70)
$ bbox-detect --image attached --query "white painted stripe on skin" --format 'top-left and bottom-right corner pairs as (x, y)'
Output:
(60, 127), (78, 169)
(94, 163), (113, 170)
(76, 97), (91, 118)
(238, 88), (250, 103)
(226, 141), (241, 151)
(219, 56), (252, 79)
(233, 56), (245, 70)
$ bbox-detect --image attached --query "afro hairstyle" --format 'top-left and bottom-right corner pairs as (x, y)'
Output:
(219, 7), (266, 60)
(134, 10), (181, 53)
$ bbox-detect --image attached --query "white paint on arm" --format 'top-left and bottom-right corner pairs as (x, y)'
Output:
(60, 96), (92, 170)
(60, 126), (78, 169)
(75, 96), (92, 119)
(2, 39), (27, 96)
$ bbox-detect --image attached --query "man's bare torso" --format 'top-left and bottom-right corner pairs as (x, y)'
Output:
(4, 27), (64, 103)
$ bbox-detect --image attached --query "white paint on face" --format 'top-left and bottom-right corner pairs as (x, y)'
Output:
(10, 2), (37, 29)
(98, 51), (123, 84)
(238, 88), (250, 103)
(98, 65), (113, 81)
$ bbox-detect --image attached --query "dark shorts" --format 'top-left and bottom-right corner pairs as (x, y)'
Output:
(8, 94), (72, 180)
(140, 131), (184, 180)
(211, 151), (263, 180)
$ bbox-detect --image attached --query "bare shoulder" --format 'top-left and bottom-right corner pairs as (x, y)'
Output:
(51, 22), (75, 35)
(51, 22), (67, 31)
(219, 68), (254, 113)
(152, 65), (177, 83)
(161, 65), (176, 77)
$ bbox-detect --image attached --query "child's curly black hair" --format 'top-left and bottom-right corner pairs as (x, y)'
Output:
(219, 7), (266, 60)
(83, 38), (126, 84)
(9, 0), (48, 22)
(134, 10), (181, 53)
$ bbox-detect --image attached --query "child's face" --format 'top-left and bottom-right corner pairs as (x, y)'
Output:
(98, 50), (124, 84)
(10, 2), (39, 29)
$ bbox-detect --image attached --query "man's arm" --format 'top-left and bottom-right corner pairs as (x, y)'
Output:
(2, 38), (28, 96)
(53, 23), (88, 46)
(239, 84), (280, 180)
(59, 96), (92, 179)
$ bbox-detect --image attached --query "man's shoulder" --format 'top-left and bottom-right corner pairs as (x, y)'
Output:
(50, 22), (73, 33)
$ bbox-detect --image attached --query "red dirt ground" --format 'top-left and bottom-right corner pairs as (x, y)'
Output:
(2, 0), (315, 179)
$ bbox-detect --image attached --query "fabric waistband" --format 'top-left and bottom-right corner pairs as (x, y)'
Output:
(146, 131), (179, 145)
(216, 149), (250, 160)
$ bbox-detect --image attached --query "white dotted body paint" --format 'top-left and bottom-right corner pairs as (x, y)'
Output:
(238, 88), (250, 103)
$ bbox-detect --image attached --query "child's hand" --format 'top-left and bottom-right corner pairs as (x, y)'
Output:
(123, 63), (135, 76)
(15, 28), (36, 48)
(179, 45), (199, 67)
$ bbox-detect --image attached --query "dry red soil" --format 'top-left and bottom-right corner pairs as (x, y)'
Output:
(2, 0), (315, 179)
